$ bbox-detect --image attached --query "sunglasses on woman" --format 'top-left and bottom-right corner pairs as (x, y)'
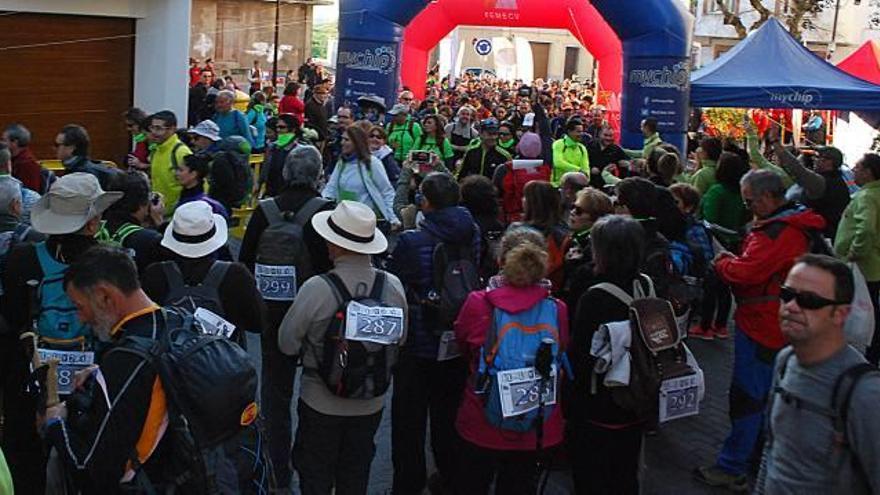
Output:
(779, 286), (847, 310)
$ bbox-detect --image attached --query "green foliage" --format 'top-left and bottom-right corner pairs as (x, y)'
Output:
(311, 22), (337, 59)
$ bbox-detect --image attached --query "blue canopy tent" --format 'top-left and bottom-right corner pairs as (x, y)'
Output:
(690, 18), (880, 110)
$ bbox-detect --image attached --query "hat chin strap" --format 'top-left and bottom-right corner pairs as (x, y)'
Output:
(327, 216), (374, 244)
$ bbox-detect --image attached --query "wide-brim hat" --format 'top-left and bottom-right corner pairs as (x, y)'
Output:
(161, 201), (228, 258)
(189, 120), (221, 142)
(31, 172), (123, 235)
(312, 200), (387, 254)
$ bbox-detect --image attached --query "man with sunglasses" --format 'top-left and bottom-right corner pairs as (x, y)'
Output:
(756, 254), (880, 494)
(696, 169), (826, 492)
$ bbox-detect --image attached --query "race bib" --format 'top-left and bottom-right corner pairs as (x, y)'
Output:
(194, 307), (236, 339)
(658, 372), (700, 423)
(436, 330), (461, 362)
(37, 349), (95, 396)
(497, 365), (557, 419)
(255, 264), (297, 301)
(344, 301), (404, 345)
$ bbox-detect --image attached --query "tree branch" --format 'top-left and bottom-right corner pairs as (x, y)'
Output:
(715, 0), (749, 38)
(747, 0), (772, 31)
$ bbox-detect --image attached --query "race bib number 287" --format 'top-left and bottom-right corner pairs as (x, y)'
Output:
(344, 301), (404, 345)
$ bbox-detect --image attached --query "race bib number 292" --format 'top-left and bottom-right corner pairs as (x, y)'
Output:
(344, 301), (404, 345)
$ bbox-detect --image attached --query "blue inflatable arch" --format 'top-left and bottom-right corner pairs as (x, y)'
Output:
(335, 0), (693, 151)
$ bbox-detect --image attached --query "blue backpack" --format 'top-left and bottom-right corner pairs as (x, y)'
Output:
(475, 297), (565, 432)
(35, 243), (92, 350)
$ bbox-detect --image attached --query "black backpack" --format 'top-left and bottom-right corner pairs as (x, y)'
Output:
(211, 150), (253, 209)
(255, 197), (331, 307)
(422, 241), (480, 336)
(108, 310), (270, 493)
(318, 271), (403, 399)
(159, 261), (229, 318)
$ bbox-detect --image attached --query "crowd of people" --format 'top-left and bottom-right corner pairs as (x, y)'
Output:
(0, 68), (879, 495)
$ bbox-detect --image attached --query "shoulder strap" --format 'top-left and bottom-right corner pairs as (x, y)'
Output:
(260, 198), (284, 226)
(170, 142), (185, 171)
(200, 261), (231, 289)
(160, 262), (185, 291)
(591, 282), (634, 305)
(293, 197), (330, 228)
(369, 271), (386, 301)
(14, 223), (31, 242)
(114, 223), (143, 244)
(322, 272), (352, 304)
(831, 363), (878, 442)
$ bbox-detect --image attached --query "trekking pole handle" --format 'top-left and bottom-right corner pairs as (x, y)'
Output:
(45, 359), (61, 408)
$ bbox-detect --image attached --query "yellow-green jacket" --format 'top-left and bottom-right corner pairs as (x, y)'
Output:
(150, 134), (191, 216)
(551, 135), (589, 186)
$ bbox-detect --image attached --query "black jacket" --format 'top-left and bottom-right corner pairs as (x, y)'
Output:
(104, 213), (164, 275)
(64, 156), (120, 190)
(459, 145), (511, 180)
(805, 170), (851, 239)
(141, 257), (266, 343)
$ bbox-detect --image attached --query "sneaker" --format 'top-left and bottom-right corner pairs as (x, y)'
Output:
(713, 324), (730, 339)
(689, 324), (714, 341)
(693, 466), (749, 492)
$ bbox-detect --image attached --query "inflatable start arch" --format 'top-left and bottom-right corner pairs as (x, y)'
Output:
(335, 0), (693, 151)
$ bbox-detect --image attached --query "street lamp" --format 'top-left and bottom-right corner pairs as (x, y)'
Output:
(273, 0), (281, 88)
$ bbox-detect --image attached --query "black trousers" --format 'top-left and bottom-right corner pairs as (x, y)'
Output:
(292, 400), (382, 495)
(0, 333), (45, 495)
(391, 353), (467, 495)
(866, 281), (880, 364)
(567, 421), (643, 495)
(700, 270), (732, 328)
(453, 440), (539, 495)
(260, 304), (297, 488)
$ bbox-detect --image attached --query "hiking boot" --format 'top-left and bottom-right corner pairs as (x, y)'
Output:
(693, 466), (748, 492)
(689, 324), (714, 341)
(713, 324), (730, 339)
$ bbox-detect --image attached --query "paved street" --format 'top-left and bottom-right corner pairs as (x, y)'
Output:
(249, 328), (740, 494)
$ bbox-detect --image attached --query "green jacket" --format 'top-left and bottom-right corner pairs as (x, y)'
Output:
(387, 118), (423, 162)
(689, 160), (717, 195)
(701, 183), (749, 229)
(149, 134), (191, 216)
(746, 128), (794, 189)
(834, 180), (880, 281)
(551, 135), (589, 186)
(624, 132), (662, 159)
(412, 134), (454, 161)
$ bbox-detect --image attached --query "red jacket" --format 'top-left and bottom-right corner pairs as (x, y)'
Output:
(715, 205), (826, 349)
(12, 148), (41, 192)
(279, 96), (305, 124)
(454, 283), (568, 451)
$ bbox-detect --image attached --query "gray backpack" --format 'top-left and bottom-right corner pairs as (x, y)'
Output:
(255, 197), (331, 304)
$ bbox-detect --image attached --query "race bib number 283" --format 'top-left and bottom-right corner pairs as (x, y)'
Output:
(344, 301), (404, 345)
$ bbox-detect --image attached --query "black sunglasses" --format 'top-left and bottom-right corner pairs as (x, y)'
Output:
(779, 286), (846, 310)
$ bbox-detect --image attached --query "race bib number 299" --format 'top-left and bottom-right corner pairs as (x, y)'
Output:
(344, 301), (404, 345)
(255, 264), (296, 301)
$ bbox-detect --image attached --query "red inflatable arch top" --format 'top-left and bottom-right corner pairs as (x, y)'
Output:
(401, 0), (622, 100)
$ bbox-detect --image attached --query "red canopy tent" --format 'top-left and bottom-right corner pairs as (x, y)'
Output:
(837, 40), (880, 85)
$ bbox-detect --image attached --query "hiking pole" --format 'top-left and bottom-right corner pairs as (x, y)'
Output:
(534, 338), (553, 495)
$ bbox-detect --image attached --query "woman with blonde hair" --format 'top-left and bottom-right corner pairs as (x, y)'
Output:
(453, 227), (569, 494)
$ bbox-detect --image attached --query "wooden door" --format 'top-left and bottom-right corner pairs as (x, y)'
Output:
(0, 12), (135, 163)
(530, 42), (550, 81)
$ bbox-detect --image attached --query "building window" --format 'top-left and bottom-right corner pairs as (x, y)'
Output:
(705, 0), (739, 14)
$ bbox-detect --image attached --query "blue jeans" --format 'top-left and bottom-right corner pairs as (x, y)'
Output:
(716, 327), (778, 476)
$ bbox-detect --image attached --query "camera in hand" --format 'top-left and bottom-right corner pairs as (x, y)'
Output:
(409, 151), (436, 174)
(518, 86), (531, 97)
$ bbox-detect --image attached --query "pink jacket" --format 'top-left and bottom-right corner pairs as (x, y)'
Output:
(454, 283), (569, 451)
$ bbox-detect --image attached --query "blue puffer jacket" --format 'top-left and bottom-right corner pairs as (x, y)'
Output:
(388, 206), (481, 359)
